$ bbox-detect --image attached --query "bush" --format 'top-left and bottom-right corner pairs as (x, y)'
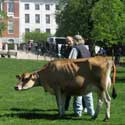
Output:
(8, 43), (14, 50)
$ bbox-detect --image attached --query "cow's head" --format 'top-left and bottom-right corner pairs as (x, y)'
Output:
(15, 72), (39, 91)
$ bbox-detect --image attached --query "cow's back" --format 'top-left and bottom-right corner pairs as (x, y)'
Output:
(39, 56), (113, 95)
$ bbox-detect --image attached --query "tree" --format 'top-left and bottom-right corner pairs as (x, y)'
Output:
(56, 0), (124, 45)
(0, 1), (7, 36)
(24, 32), (49, 43)
(0, 20), (6, 36)
(91, 0), (125, 44)
(56, 0), (98, 39)
(56, 0), (68, 10)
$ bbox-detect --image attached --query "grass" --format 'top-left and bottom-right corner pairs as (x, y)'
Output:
(0, 58), (125, 125)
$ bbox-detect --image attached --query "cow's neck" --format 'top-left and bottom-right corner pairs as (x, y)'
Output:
(34, 71), (41, 86)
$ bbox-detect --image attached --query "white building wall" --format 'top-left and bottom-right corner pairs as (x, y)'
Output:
(19, 0), (58, 42)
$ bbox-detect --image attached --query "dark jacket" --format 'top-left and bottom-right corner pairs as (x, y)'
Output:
(75, 44), (91, 58)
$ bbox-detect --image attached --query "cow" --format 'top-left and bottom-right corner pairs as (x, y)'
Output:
(15, 56), (117, 121)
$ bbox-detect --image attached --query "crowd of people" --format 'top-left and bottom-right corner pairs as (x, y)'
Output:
(19, 36), (122, 66)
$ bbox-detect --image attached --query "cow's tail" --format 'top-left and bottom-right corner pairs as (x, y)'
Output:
(111, 63), (117, 99)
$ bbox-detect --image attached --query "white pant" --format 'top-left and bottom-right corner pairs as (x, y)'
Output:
(73, 92), (95, 116)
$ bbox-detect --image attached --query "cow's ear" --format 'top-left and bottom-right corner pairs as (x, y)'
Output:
(16, 75), (21, 80)
(32, 73), (38, 80)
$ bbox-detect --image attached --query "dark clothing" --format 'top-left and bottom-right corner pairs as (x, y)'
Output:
(65, 43), (91, 111)
(65, 96), (71, 111)
(74, 44), (91, 58)
(114, 46), (122, 64)
(61, 44), (72, 58)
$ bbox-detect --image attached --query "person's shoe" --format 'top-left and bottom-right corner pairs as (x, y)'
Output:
(74, 112), (82, 117)
(87, 111), (95, 117)
(83, 108), (87, 113)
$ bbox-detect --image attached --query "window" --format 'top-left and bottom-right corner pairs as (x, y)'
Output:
(25, 28), (30, 32)
(25, 14), (30, 23)
(46, 14), (50, 24)
(45, 4), (50, 10)
(46, 28), (50, 33)
(8, 20), (14, 33)
(35, 4), (40, 10)
(8, 1), (14, 13)
(35, 28), (40, 32)
(25, 4), (29, 10)
(35, 14), (40, 23)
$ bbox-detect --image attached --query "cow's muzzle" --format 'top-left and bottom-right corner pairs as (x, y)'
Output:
(14, 86), (19, 90)
(14, 86), (22, 91)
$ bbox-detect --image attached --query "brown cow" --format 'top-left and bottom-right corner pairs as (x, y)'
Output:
(15, 56), (117, 121)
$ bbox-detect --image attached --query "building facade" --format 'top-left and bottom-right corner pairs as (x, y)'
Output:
(0, 0), (58, 43)
(0, 0), (19, 43)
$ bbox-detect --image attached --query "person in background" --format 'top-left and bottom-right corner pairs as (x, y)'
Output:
(64, 36), (74, 110)
(64, 36), (88, 112)
(61, 36), (73, 58)
(114, 45), (122, 65)
(65, 35), (95, 117)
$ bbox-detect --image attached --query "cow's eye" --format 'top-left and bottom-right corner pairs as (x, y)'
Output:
(22, 78), (30, 82)
(25, 78), (30, 81)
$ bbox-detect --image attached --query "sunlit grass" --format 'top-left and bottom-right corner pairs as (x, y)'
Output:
(0, 58), (124, 125)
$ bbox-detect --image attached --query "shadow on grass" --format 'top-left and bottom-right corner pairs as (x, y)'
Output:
(119, 63), (125, 67)
(10, 108), (57, 112)
(0, 108), (91, 121)
(116, 70), (125, 73)
(116, 77), (125, 83)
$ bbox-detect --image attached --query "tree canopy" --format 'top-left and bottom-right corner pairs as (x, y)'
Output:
(56, 0), (125, 45)
(91, 0), (125, 44)
(56, 0), (97, 38)
(24, 32), (49, 43)
(0, 10), (7, 36)
(0, 0), (7, 36)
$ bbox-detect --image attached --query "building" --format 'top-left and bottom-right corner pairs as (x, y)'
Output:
(0, 0), (58, 43)
(0, 0), (19, 43)
(19, 0), (58, 43)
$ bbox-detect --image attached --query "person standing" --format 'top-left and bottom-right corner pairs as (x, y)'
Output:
(67, 35), (95, 117)
(64, 36), (86, 111)
(61, 36), (73, 58)
(63, 36), (74, 110)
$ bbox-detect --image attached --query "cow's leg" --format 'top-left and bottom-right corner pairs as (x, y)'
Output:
(105, 90), (111, 102)
(92, 92), (103, 120)
(102, 75), (112, 121)
(105, 76), (111, 101)
(55, 88), (66, 117)
(61, 93), (66, 116)
(103, 90), (111, 121)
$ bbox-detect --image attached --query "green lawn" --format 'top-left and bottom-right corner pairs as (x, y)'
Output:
(0, 58), (125, 125)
